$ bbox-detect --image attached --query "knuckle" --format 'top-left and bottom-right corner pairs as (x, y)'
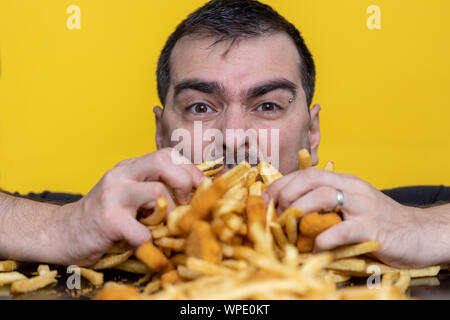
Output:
(101, 170), (117, 186)
(152, 150), (169, 163)
(316, 186), (333, 200)
(175, 174), (193, 191)
(348, 175), (370, 190)
(99, 187), (115, 206)
(148, 182), (166, 198)
(302, 168), (320, 181)
(278, 191), (291, 208)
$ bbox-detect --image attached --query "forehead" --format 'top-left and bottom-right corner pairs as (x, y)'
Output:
(169, 33), (302, 95)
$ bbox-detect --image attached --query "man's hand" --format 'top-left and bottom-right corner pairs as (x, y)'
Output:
(48, 148), (204, 266)
(265, 168), (450, 268)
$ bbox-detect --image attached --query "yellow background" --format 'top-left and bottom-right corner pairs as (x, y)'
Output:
(0, 0), (449, 195)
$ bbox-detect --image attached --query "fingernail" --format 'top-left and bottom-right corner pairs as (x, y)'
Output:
(183, 194), (192, 205)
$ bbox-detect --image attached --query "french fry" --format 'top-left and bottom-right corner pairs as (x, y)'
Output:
(186, 220), (222, 264)
(270, 223), (289, 249)
(79, 268), (104, 286)
(299, 213), (342, 238)
(265, 199), (277, 228)
(196, 157), (224, 172)
(245, 167), (259, 188)
(220, 162), (252, 189)
(167, 205), (190, 236)
(238, 223), (248, 236)
(96, 282), (139, 300)
(37, 265), (50, 276)
(328, 258), (368, 274)
(222, 184), (248, 202)
(221, 259), (249, 271)
(223, 213), (243, 233)
(323, 161), (335, 172)
(250, 223), (276, 260)
(91, 251), (133, 270)
(177, 265), (202, 280)
(115, 260), (152, 275)
(196, 176), (213, 194)
(277, 207), (304, 226)
(409, 277), (440, 287)
(0, 272), (27, 285)
(140, 197), (168, 226)
(249, 181), (264, 196)
(10, 271), (57, 294)
(246, 194), (266, 241)
(331, 241), (382, 260)
(327, 271), (351, 284)
(258, 162), (283, 185)
(298, 149), (312, 170)
(171, 254), (188, 266)
(204, 166), (224, 177)
(213, 199), (246, 217)
(393, 273), (411, 292)
(211, 218), (234, 242)
(161, 270), (181, 287)
(361, 258), (440, 278)
(151, 225), (171, 239)
(179, 177), (229, 233)
(134, 273), (153, 286)
(286, 210), (298, 244)
(186, 257), (233, 276)
(155, 237), (187, 252)
(107, 241), (128, 254)
(143, 279), (161, 295)
(0, 260), (19, 272)
(135, 242), (169, 272)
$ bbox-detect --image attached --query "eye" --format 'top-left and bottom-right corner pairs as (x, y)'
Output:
(186, 103), (215, 114)
(256, 103), (282, 113)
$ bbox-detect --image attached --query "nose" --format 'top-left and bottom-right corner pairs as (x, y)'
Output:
(218, 104), (253, 164)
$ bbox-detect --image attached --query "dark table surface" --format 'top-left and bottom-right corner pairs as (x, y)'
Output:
(1, 264), (450, 300)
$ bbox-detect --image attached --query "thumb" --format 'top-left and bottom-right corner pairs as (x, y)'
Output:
(314, 220), (366, 252)
(119, 215), (152, 248)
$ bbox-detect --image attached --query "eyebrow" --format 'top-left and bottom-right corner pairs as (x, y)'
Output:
(246, 79), (298, 100)
(174, 79), (225, 99)
(173, 77), (298, 101)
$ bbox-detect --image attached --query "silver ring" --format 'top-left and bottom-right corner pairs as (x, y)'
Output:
(335, 189), (345, 212)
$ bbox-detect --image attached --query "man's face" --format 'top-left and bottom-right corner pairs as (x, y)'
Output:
(154, 32), (321, 175)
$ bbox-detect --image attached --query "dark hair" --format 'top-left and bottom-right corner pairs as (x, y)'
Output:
(157, 0), (316, 107)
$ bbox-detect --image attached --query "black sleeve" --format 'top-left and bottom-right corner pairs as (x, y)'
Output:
(382, 185), (450, 206)
(2, 190), (83, 205)
(3, 186), (449, 207)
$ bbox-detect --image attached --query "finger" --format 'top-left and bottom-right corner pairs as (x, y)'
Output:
(285, 186), (355, 214)
(314, 220), (367, 252)
(156, 148), (205, 186)
(264, 171), (299, 205)
(274, 168), (350, 211)
(120, 182), (176, 213)
(118, 215), (152, 248)
(125, 151), (202, 204)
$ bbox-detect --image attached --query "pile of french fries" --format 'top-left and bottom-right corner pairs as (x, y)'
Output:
(0, 150), (445, 299)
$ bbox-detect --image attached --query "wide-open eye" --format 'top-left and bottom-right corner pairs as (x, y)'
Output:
(186, 103), (215, 114)
(256, 103), (282, 113)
